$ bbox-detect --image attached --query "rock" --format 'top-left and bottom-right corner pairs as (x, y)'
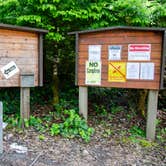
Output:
(82, 149), (89, 156)
(4, 133), (13, 141)
(3, 122), (8, 129)
(10, 143), (28, 154)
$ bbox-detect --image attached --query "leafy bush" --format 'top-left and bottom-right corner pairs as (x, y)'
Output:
(50, 109), (94, 142)
(5, 109), (94, 142)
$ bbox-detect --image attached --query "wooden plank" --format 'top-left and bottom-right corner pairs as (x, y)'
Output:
(20, 87), (30, 127)
(0, 29), (38, 37)
(78, 81), (160, 89)
(80, 30), (162, 38)
(146, 90), (159, 140)
(0, 43), (37, 50)
(79, 37), (162, 45)
(160, 31), (166, 89)
(0, 102), (3, 154)
(79, 44), (162, 52)
(0, 58), (36, 65)
(79, 87), (88, 121)
(75, 33), (79, 85)
(0, 50), (38, 58)
(38, 34), (43, 86)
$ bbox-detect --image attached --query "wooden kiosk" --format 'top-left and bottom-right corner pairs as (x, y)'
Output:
(69, 26), (166, 140)
(0, 23), (48, 122)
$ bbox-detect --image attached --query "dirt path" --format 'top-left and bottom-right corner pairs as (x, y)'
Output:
(0, 127), (165, 166)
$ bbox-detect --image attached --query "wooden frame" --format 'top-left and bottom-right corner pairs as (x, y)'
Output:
(0, 23), (48, 87)
(69, 26), (166, 90)
(69, 26), (166, 140)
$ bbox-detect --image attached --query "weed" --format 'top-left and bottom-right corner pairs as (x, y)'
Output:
(156, 128), (166, 143)
(50, 109), (94, 142)
(38, 134), (45, 141)
(129, 125), (145, 138)
(93, 104), (107, 116)
(110, 106), (124, 114)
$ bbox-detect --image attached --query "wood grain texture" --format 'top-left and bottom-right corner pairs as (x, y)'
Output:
(77, 29), (163, 89)
(0, 29), (39, 87)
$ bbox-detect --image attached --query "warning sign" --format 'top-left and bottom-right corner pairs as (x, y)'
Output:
(108, 62), (126, 82)
(85, 61), (101, 85)
(128, 44), (151, 60)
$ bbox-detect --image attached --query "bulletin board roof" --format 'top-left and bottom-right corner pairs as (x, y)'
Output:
(0, 23), (48, 34)
(68, 26), (166, 35)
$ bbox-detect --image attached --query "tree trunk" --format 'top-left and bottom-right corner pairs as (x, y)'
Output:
(137, 89), (148, 117)
(52, 63), (59, 104)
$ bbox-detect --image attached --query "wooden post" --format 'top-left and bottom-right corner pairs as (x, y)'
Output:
(20, 87), (30, 127)
(79, 86), (88, 121)
(146, 90), (159, 140)
(0, 102), (3, 154)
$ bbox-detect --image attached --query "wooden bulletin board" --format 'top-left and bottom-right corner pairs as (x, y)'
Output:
(69, 26), (166, 90)
(0, 24), (48, 87)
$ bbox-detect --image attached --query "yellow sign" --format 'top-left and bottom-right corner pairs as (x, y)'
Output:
(108, 62), (126, 82)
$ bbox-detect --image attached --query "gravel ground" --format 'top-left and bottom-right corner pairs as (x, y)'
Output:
(0, 125), (165, 166)
(0, 107), (165, 166)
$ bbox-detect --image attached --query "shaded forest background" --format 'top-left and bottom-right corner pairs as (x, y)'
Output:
(0, 0), (166, 116)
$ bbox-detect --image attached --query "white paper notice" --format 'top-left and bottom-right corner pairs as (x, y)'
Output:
(88, 45), (101, 61)
(108, 45), (122, 60)
(128, 44), (151, 60)
(126, 63), (140, 79)
(85, 61), (101, 85)
(1, 61), (19, 79)
(140, 63), (154, 80)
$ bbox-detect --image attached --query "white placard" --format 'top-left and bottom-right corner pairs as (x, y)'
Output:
(128, 44), (151, 60)
(88, 45), (101, 61)
(108, 45), (122, 60)
(140, 63), (154, 80)
(126, 63), (140, 79)
(85, 61), (101, 85)
(1, 61), (19, 79)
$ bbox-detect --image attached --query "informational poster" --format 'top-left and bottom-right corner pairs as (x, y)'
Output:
(88, 45), (101, 61)
(108, 62), (126, 82)
(140, 63), (154, 80)
(128, 44), (151, 60)
(108, 45), (122, 60)
(85, 61), (101, 85)
(1, 61), (19, 79)
(126, 62), (140, 79)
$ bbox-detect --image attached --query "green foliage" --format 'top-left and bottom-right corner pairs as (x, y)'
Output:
(156, 128), (166, 143)
(0, 88), (20, 114)
(5, 109), (94, 142)
(50, 109), (94, 142)
(129, 125), (145, 138)
(50, 123), (60, 136)
(38, 134), (45, 141)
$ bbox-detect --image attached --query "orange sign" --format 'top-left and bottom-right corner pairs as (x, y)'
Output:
(108, 62), (126, 82)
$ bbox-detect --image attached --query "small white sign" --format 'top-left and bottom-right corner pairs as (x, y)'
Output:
(128, 44), (151, 60)
(140, 63), (154, 80)
(88, 45), (101, 61)
(1, 61), (19, 79)
(127, 63), (140, 79)
(85, 61), (101, 85)
(108, 45), (122, 60)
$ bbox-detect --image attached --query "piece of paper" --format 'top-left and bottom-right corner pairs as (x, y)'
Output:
(128, 44), (151, 60)
(85, 61), (101, 85)
(140, 63), (154, 80)
(108, 45), (122, 60)
(1, 61), (19, 79)
(88, 45), (101, 61)
(126, 62), (140, 79)
(108, 62), (126, 82)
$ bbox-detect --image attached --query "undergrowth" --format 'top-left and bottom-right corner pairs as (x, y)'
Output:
(4, 109), (94, 143)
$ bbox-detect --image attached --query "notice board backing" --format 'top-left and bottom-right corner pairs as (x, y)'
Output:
(69, 26), (166, 90)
